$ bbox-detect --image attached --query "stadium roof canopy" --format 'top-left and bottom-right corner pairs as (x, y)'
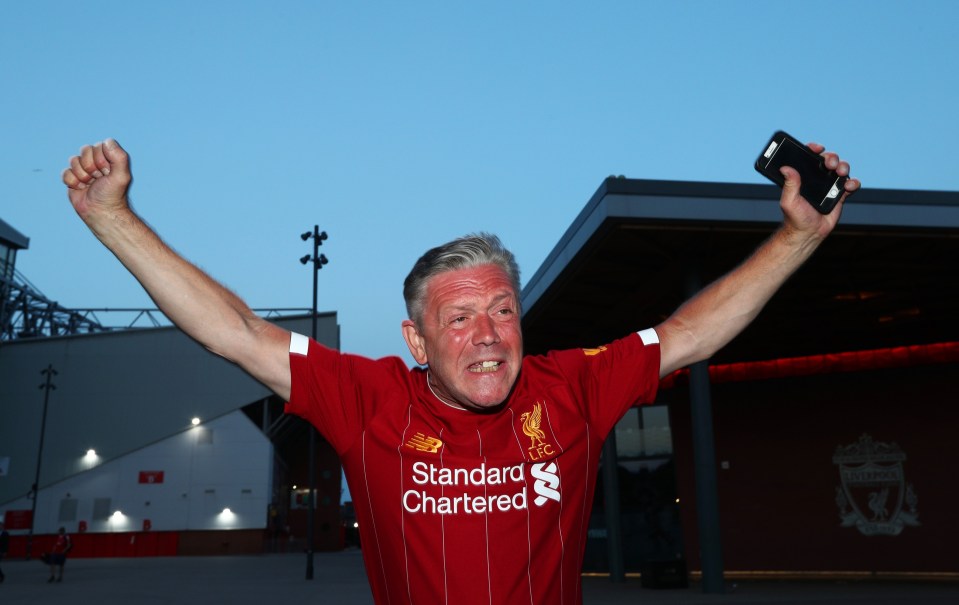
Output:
(520, 179), (959, 365)
(0, 217), (30, 250)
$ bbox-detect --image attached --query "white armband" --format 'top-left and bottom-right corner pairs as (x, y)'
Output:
(289, 332), (310, 356)
(637, 327), (659, 346)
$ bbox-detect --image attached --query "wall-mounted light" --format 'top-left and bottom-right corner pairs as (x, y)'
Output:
(191, 417), (201, 426)
(216, 507), (237, 527)
(80, 448), (100, 470)
(109, 510), (128, 530)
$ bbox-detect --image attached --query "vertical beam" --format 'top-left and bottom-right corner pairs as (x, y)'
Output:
(601, 431), (625, 582)
(306, 228), (319, 581)
(28, 364), (57, 559)
(686, 266), (725, 594)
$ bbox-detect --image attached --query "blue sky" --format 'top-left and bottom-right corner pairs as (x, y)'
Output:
(4, 1), (959, 365)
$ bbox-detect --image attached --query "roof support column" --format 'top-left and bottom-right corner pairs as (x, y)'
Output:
(686, 265), (725, 594)
(601, 430), (625, 582)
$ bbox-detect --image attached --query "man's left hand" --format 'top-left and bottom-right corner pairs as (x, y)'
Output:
(779, 142), (861, 244)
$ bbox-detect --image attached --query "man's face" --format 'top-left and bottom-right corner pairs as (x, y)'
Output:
(402, 264), (523, 412)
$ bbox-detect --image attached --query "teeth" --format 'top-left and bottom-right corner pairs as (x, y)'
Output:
(469, 361), (501, 373)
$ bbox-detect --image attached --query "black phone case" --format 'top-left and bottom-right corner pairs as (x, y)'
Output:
(755, 130), (848, 214)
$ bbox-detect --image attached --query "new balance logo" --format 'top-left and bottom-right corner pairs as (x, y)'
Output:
(531, 462), (561, 506)
(405, 432), (443, 453)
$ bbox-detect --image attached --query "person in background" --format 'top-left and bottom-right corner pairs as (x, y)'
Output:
(0, 521), (9, 583)
(47, 526), (71, 583)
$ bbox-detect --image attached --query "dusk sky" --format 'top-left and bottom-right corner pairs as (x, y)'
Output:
(4, 1), (958, 366)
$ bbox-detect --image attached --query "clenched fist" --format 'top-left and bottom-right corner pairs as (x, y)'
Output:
(62, 139), (133, 224)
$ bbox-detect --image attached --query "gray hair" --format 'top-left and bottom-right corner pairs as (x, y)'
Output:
(404, 232), (521, 327)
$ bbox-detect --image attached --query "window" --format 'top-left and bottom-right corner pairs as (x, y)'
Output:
(92, 497), (112, 521)
(614, 405), (673, 459)
(58, 498), (78, 523)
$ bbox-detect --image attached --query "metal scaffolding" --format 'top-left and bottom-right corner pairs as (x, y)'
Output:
(0, 269), (108, 340)
(1, 268), (308, 342)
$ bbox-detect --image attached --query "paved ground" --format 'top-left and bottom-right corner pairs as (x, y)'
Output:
(0, 550), (957, 604)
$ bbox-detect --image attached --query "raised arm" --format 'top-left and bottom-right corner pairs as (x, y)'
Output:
(62, 139), (293, 400)
(655, 143), (860, 377)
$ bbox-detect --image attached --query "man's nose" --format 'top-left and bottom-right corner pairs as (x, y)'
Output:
(473, 314), (501, 345)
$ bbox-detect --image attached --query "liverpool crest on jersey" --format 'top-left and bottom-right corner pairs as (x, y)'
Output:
(520, 402), (556, 461)
(832, 434), (920, 536)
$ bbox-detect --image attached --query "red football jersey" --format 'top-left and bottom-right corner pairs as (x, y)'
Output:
(286, 329), (660, 605)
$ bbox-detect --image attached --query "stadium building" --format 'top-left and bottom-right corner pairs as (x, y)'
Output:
(0, 217), (342, 557)
(521, 178), (959, 587)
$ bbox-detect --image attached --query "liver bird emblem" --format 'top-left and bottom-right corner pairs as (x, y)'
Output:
(520, 403), (547, 448)
(868, 488), (890, 521)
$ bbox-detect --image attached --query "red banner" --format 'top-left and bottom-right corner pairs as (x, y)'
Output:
(138, 471), (165, 484)
(3, 509), (33, 530)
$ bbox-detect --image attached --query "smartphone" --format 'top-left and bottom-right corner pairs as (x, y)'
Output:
(755, 130), (848, 214)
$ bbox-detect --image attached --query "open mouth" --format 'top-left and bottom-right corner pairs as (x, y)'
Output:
(469, 360), (502, 373)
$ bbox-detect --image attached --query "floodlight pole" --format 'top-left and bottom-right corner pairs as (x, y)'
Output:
(27, 364), (57, 560)
(299, 226), (328, 580)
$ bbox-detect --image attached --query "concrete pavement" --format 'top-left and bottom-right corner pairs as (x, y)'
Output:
(0, 550), (956, 604)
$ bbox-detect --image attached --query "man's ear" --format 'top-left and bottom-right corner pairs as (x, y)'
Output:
(401, 319), (429, 365)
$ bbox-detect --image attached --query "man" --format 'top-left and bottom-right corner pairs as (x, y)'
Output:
(47, 526), (71, 583)
(63, 139), (857, 604)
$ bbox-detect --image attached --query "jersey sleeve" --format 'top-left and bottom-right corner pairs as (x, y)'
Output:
(284, 332), (409, 455)
(550, 329), (661, 439)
